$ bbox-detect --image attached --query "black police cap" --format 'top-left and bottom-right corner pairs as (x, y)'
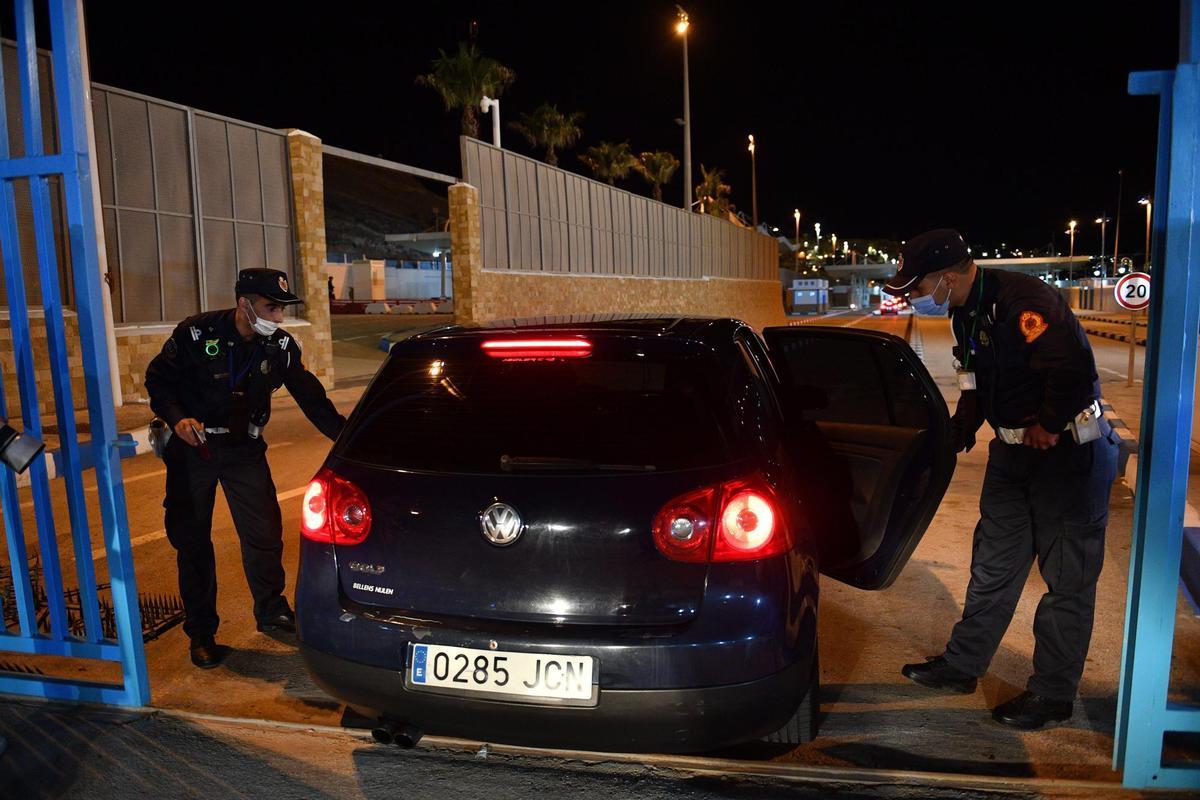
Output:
(235, 268), (302, 305)
(884, 229), (971, 294)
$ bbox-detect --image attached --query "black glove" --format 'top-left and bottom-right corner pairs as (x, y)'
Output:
(950, 392), (980, 453)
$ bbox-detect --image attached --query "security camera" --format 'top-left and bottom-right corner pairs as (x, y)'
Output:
(480, 95), (495, 113)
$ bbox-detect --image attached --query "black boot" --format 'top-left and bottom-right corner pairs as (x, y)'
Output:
(256, 608), (296, 634)
(901, 655), (977, 693)
(991, 691), (1073, 729)
(189, 636), (226, 669)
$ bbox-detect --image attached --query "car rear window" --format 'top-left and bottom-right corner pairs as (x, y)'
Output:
(336, 334), (741, 473)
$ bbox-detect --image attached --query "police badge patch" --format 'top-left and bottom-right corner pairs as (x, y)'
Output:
(279, 276), (288, 292)
(260, 360), (270, 374)
(1019, 311), (1049, 344)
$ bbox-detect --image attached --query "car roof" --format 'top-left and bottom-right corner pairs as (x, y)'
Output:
(406, 315), (747, 345)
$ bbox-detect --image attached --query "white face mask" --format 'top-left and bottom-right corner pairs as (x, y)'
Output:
(243, 302), (279, 337)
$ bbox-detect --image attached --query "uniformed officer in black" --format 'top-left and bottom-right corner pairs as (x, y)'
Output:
(145, 268), (346, 669)
(886, 229), (1118, 729)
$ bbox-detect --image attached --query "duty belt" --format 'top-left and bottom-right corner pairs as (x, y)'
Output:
(996, 400), (1104, 446)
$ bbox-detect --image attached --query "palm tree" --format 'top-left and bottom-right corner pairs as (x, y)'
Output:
(416, 42), (516, 139)
(634, 151), (680, 202)
(579, 141), (636, 185)
(695, 165), (732, 216)
(508, 103), (584, 166)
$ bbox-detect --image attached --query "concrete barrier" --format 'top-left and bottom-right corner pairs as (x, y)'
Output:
(364, 302), (392, 314)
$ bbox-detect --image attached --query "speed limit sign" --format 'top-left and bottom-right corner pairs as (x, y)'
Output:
(1115, 272), (1151, 311)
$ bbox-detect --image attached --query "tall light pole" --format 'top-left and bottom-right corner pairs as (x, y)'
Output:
(1111, 168), (1124, 279)
(675, 7), (692, 212)
(793, 209), (801, 265)
(1067, 219), (1077, 282)
(1095, 215), (1109, 277)
(747, 134), (758, 227)
(1138, 196), (1152, 269)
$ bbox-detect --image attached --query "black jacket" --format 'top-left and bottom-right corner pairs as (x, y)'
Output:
(144, 309), (345, 441)
(951, 269), (1100, 433)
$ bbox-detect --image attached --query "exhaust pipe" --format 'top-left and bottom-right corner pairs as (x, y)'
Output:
(371, 723), (395, 745)
(370, 720), (422, 748)
(393, 723), (422, 748)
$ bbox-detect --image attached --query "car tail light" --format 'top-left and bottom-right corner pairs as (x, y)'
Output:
(300, 469), (372, 545)
(481, 338), (592, 359)
(652, 485), (718, 562)
(652, 474), (790, 563)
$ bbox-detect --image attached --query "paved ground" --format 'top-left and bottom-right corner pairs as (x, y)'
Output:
(1, 310), (1197, 797)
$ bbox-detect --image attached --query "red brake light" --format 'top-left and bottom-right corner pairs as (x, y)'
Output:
(301, 477), (329, 540)
(300, 469), (372, 545)
(652, 474), (790, 563)
(481, 338), (592, 359)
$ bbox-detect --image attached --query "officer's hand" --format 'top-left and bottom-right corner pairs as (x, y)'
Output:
(1023, 423), (1059, 450)
(174, 418), (204, 447)
(949, 415), (976, 453)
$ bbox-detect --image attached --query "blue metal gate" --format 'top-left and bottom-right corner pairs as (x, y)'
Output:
(1115, 0), (1200, 789)
(0, 0), (147, 705)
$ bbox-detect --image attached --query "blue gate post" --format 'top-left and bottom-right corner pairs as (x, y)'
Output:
(0, 0), (148, 706)
(1114, 0), (1200, 788)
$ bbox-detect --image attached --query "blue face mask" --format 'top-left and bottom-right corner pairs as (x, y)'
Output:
(910, 275), (950, 316)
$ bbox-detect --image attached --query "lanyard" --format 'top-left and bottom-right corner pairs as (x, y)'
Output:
(229, 344), (260, 390)
(957, 273), (986, 370)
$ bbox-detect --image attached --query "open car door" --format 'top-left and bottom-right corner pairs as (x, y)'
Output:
(762, 325), (956, 589)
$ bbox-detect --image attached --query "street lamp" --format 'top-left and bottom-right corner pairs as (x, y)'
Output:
(814, 221), (822, 248)
(675, 7), (692, 212)
(1066, 219), (1077, 283)
(747, 134), (758, 227)
(1095, 215), (1110, 278)
(793, 209), (801, 267)
(1138, 196), (1152, 269)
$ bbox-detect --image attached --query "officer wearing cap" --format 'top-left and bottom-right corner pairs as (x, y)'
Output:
(886, 229), (1118, 729)
(145, 268), (346, 669)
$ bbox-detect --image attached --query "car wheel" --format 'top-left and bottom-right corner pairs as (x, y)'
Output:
(763, 649), (819, 745)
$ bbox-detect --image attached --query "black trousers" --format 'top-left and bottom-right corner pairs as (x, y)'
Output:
(163, 433), (289, 641)
(942, 432), (1118, 701)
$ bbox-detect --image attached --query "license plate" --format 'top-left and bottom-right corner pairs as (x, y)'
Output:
(407, 643), (596, 705)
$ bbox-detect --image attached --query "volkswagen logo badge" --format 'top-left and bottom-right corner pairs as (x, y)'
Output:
(480, 502), (523, 547)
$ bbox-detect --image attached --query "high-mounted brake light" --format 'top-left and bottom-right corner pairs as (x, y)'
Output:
(652, 474), (790, 563)
(300, 469), (372, 545)
(481, 338), (592, 359)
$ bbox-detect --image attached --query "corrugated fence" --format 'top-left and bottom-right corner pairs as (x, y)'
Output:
(461, 138), (776, 282)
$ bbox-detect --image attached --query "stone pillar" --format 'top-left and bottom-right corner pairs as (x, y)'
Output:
(285, 129), (335, 389)
(448, 182), (482, 325)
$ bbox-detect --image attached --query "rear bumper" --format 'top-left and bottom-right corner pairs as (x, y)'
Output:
(301, 643), (810, 753)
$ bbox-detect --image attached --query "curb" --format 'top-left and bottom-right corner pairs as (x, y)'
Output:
(1083, 326), (1147, 347)
(1100, 400), (1139, 486)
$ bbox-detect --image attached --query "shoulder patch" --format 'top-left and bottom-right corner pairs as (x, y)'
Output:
(164, 338), (178, 358)
(1019, 311), (1049, 344)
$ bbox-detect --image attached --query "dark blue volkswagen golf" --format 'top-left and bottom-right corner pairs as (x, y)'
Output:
(297, 317), (954, 752)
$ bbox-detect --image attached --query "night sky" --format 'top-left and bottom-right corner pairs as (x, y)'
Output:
(79, 1), (1181, 256)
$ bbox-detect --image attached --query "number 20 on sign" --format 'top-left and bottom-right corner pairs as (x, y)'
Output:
(1115, 272), (1151, 311)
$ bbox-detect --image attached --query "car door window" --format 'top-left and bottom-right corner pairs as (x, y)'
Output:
(762, 326), (955, 590)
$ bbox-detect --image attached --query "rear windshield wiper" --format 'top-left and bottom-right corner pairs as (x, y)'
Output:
(500, 455), (656, 473)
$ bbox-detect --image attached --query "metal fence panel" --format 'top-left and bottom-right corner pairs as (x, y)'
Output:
(0, 0), (148, 707)
(462, 139), (774, 283)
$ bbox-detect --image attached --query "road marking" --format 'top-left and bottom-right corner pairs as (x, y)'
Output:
(335, 334), (375, 342)
(1098, 366), (1143, 383)
(90, 483), (313, 561)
